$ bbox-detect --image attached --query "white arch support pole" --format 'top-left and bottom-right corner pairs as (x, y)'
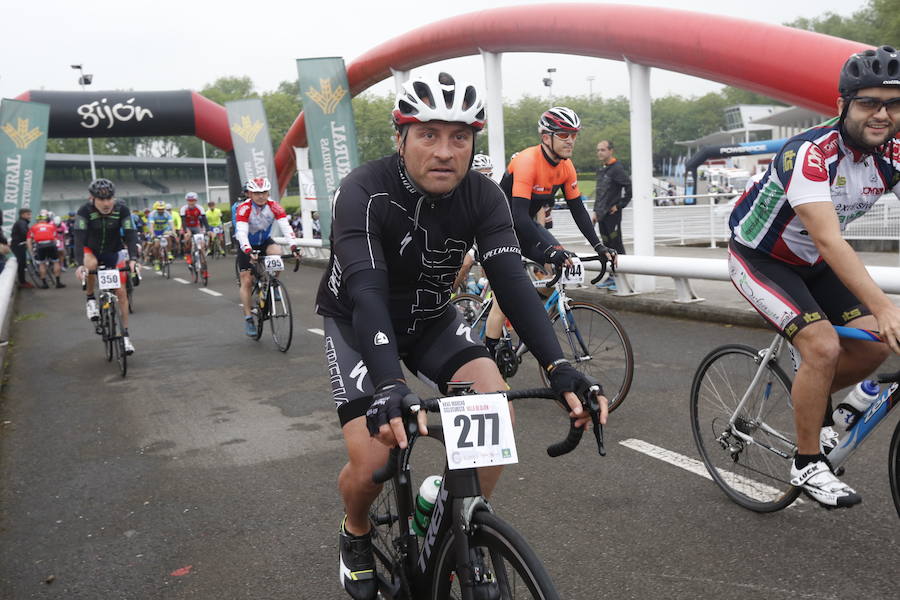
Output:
(391, 69), (410, 96)
(481, 49), (505, 181)
(626, 59), (655, 292)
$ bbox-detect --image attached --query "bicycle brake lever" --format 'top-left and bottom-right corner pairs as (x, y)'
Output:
(591, 411), (605, 457)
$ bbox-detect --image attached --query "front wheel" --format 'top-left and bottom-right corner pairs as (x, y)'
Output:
(888, 417), (900, 519)
(250, 284), (266, 341)
(432, 511), (559, 600)
(690, 344), (800, 512)
(268, 281), (293, 352)
(540, 302), (633, 412)
(450, 293), (484, 329)
(103, 302), (114, 362)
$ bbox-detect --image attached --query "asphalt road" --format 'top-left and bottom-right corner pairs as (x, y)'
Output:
(1, 257), (898, 599)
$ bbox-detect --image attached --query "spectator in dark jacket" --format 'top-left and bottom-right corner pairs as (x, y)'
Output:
(11, 208), (33, 288)
(593, 140), (631, 256)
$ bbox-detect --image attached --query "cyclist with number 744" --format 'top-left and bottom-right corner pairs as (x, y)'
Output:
(314, 72), (609, 600)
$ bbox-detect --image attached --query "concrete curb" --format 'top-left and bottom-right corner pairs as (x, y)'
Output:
(297, 254), (768, 329)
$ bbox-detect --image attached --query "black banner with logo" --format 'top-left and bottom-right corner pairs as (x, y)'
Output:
(27, 90), (195, 138)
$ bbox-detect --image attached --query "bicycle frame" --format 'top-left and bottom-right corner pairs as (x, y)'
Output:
(726, 328), (900, 470)
(374, 424), (495, 600)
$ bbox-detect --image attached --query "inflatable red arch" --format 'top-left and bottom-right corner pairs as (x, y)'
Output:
(276, 2), (870, 192)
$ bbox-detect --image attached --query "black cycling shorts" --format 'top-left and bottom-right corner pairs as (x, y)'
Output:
(324, 307), (491, 426)
(728, 239), (870, 340)
(236, 238), (277, 272)
(34, 242), (58, 263)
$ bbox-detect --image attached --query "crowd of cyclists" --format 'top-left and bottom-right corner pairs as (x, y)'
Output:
(6, 44), (900, 599)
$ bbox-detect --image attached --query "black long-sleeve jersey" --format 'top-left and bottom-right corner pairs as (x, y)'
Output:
(73, 201), (139, 265)
(315, 154), (567, 389)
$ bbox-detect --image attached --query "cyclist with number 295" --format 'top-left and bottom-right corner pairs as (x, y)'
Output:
(234, 177), (298, 337)
(74, 178), (139, 355)
(314, 72), (608, 600)
(728, 45), (900, 509)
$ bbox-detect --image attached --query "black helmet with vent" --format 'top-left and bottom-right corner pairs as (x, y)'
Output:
(839, 45), (900, 97)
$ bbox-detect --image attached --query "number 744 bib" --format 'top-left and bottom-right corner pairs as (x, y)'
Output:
(438, 393), (518, 470)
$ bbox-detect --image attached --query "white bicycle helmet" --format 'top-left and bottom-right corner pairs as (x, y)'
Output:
(392, 72), (486, 131)
(245, 177), (271, 193)
(185, 191), (199, 201)
(539, 106), (581, 134)
(472, 154), (493, 172)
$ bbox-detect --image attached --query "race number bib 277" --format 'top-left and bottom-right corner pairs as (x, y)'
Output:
(439, 393), (518, 469)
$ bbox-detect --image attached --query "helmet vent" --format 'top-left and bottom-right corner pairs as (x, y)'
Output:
(412, 81), (435, 109)
(888, 59), (899, 77)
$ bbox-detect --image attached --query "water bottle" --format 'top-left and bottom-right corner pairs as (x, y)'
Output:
(832, 380), (880, 432)
(411, 475), (442, 536)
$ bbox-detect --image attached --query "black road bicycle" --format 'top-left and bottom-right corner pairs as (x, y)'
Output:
(369, 384), (605, 599)
(83, 266), (130, 377)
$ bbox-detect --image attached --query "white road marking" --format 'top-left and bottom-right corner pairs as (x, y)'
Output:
(173, 278), (190, 284)
(199, 288), (222, 297)
(308, 328), (324, 336)
(619, 438), (804, 507)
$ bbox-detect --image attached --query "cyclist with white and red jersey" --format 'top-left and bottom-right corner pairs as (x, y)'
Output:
(728, 45), (900, 508)
(26, 212), (65, 288)
(180, 192), (208, 271)
(234, 177), (298, 336)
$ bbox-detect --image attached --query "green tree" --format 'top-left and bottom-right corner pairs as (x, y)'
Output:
(351, 92), (396, 162)
(784, 0), (899, 45)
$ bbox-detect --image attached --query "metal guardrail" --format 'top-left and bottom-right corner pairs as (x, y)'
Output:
(578, 253), (900, 303)
(0, 256), (19, 385)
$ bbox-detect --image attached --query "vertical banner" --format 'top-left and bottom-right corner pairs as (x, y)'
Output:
(296, 57), (361, 246)
(1, 99), (50, 237)
(225, 99), (279, 202)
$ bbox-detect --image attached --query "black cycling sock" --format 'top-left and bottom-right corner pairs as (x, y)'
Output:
(794, 453), (825, 469)
(484, 336), (499, 355)
(122, 328), (129, 336)
(86, 294), (95, 300)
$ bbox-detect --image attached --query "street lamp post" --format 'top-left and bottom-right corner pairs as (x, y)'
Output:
(70, 64), (97, 181)
(587, 75), (595, 99)
(543, 67), (556, 103)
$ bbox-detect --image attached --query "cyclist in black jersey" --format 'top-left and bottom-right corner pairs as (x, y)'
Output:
(316, 72), (609, 600)
(74, 178), (139, 354)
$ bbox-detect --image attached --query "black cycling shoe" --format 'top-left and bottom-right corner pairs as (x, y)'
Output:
(468, 547), (500, 600)
(339, 517), (377, 600)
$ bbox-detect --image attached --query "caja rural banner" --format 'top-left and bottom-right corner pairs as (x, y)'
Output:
(225, 99), (279, 202)
(1, 99), (50, 236)
(296, 57), (360, 246)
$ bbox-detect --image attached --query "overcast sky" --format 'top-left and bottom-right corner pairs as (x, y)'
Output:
(1, 0), (865, 104)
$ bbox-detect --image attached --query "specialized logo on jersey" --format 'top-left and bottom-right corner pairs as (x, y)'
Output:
(2, 118), (43, 149)
(374, 331), (389, 346)
(305, 78), (346, 115)
(399, 232), (413, 256)
(230, 115), (264, 143)
(802, 146), (828, 182)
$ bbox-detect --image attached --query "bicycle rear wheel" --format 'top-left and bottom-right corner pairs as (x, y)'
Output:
(690, 344), (800, 512)
(27, 262), (43, 287)
(370, 476), (407, 598)
(888, 417), (900, 519)
(540, 302), (633, 412)
(432, 511), (559, 600)
(450, 293), (484, 328)
(268, 281), (293, 352)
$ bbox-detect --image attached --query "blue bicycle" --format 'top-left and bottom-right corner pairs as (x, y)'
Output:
(691, 325), (900, 516)
(450, 255), (634, 412)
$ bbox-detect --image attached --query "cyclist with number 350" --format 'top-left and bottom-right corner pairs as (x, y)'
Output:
(315, 72), (609, 600)
(728, 45), (900, 509)
(74, 178), (139, 355)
